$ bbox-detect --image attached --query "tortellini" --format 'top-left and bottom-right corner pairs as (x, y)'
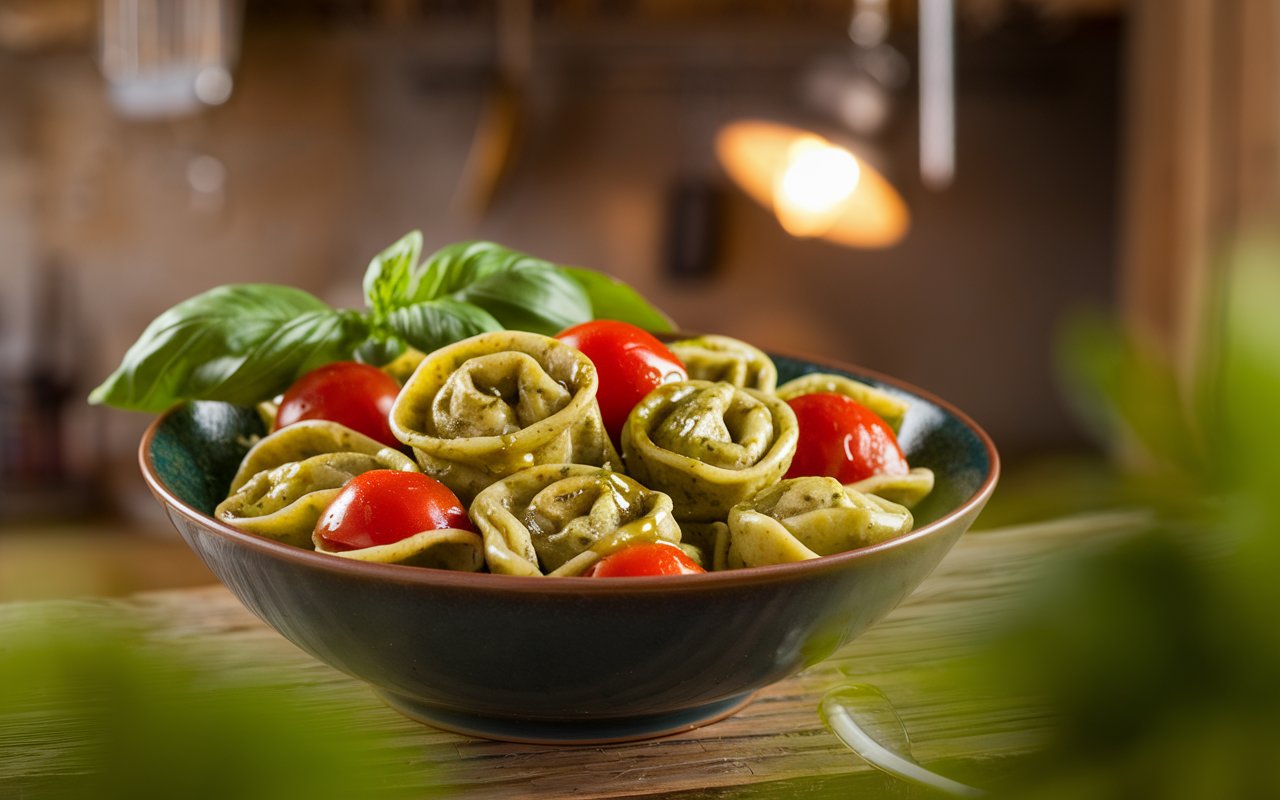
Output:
(775, 373), (909, 434)
(726, 477), (914, 568)
(390, 331), (622, 504)
(469, 465), (682, 577)
(315, 529), (484, 572)
(210, 326), (932, 575)
(622, 380), (798, 522)
(847, 467), (935, 509)
(678, 521), (731, 572)
(669, 335), (778, 392)
(215, 420), (419, 548)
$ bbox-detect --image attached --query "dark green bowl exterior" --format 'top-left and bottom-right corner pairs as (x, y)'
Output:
(142, 355), (998, 742)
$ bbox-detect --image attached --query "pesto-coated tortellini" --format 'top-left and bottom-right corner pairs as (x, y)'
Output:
(679, 520), (731, 572)
(847, 467), (935, 509)
(316, 530), (484, 572)
(389, 331), (622, 504)
(470, 465), (682, 577)
(215, 421), (419, 548)
(669, 335), (778, 392)
(726, 477), (914, 568)
(381, 347), (427, 385)
(775, 373), (909, 434)
(622, 380), (798, 522)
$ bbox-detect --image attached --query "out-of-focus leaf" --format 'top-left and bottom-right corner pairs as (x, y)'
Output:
(1058, 313), (1205, 482)
(0, 608), (425, 800)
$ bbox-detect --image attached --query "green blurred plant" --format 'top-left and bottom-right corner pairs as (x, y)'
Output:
(971, 238), (1280, 798)
(0, 606), (428, 800)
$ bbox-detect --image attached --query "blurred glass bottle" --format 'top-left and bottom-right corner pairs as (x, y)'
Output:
(97, 0), (241, 121)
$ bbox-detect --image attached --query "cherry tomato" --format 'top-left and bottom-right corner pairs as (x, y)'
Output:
(585, 542), (706, 578)
(784, 392), (909, 483)
(314, 470), (472, 552)
(275, 362), (401, 449)
(555, 320), (687, 445)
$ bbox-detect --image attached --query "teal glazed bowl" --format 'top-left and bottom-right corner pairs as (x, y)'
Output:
(139, 353), (998, 744)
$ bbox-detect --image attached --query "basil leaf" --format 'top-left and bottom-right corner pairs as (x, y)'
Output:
(387, 299), (502, 353)
(187, 309), (369, 402)
(408, 240), (591, 334)
(354, 332), (408, 367)
(562, 267), (674, 333)
(89, 285), (365, 412)
(452, 266), (591, 335)
(411, 241), (556, 303)
(363, 230), (423, 316)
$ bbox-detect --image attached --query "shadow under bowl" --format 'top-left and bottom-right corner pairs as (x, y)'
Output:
(139, 352), (998, 744)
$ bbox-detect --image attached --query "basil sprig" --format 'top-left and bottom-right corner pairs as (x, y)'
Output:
(90, 233), (673, 412)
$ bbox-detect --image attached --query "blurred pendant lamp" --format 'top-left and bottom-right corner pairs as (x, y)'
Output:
(716, 0), (954, 249)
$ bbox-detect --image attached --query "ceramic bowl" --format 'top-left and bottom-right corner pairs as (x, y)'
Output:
(139, 352), (998, 744)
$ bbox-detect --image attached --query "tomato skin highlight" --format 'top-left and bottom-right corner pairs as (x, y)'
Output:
(585, 542), (706, 578)
(315, 470), (472, 552)
(275, 362), (402, 449)
(784, 392), (909, 484)
(555, 321), (687, 445)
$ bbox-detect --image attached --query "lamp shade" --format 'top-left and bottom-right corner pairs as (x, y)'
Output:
(715, 119), (909, 249)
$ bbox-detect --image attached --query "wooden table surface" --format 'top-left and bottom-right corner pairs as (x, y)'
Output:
(0, 512), (1147, 798)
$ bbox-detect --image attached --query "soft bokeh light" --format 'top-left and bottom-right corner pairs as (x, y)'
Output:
(773, 135), (862, 238)
(716, 119), (910, 248)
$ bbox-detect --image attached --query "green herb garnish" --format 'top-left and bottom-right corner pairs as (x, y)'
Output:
(90, 233), (672, 412)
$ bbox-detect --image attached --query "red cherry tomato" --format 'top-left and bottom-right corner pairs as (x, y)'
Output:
(784, 392), (909, 484)
(555, 320), (687, 445)
(585, 542), (706, 578)
(314, 470), (472, 552)
(275, 362), (401, 449)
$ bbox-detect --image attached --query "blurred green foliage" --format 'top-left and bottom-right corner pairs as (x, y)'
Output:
(0, 606), (425, 800)
(970, 238), (1280, 798)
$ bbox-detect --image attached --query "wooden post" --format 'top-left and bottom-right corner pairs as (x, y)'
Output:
(1120, 0), (1280, 383)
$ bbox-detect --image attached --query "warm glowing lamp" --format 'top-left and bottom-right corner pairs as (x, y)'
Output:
(715, 120), (909, 248)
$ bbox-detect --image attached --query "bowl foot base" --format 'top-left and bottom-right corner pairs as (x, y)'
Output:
(376, 690), (756, 745)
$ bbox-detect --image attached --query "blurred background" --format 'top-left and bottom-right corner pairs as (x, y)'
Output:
(0, 0), (1275, 599)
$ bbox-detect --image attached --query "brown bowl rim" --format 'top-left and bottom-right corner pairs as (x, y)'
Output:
(139, 349), (1000, 595)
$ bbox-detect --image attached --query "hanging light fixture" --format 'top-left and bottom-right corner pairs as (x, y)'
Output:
(716, 120), (908, 248)
(715, 0), (954, 249)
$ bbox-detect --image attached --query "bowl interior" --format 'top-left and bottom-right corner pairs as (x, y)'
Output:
(149, 355), (992, 533)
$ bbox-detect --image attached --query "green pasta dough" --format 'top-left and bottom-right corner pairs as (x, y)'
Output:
(847, 467), (935, 509)
(679, 520), (731, 572)
(389, 331), (622, 504)
(622, 380), (798, 522)
(469, 464), (682, 576)
(726, 477), (914, 568)
(315, 529), (485, 572)
(775, 372), (909, 434)
(215, 420), (419, 548)
(669, 335), (778, 392)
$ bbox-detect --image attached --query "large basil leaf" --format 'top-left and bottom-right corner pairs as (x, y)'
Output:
(562, 267), (674, 333)
(409, 241), (592, 334)
(411, 241), (556, 303)
(451, 266), (591, 334)
(89, 285), (366, 412)
(387, 299), (502, 353)
(363, 230), (422, 316)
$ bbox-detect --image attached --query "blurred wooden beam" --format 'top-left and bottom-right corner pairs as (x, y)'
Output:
(1120, 0), (1280, 382)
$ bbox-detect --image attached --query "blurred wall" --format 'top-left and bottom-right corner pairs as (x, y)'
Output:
(0, 10), (1122, 520)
